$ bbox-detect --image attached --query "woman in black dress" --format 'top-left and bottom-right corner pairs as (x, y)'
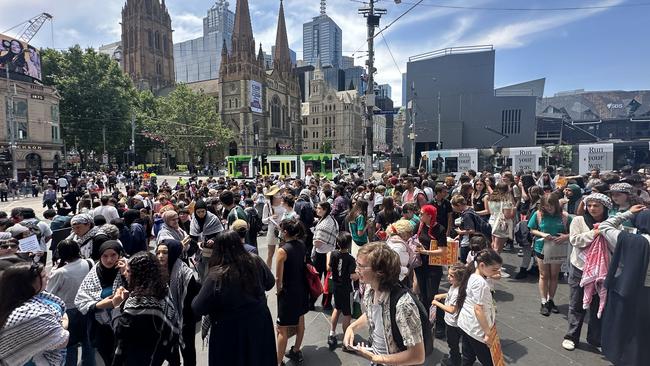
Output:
(276, 219), (310, 366)
(192, 230), (276, 366)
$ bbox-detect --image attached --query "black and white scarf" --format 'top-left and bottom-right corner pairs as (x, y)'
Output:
(169, 258), (196, 347)
(0, 291), (68, 366)
(74, 263), (123, 324)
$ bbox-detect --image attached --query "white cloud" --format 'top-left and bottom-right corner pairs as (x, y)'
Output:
(172, 13), (204, 43)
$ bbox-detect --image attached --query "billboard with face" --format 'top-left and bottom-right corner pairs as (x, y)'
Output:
(0, 34), (42, 81)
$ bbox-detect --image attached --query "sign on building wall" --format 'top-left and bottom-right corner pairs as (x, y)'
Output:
(510, 147), (542, 173)
(578, 143), (614, 174)
(0, 34), (42, 81)
(249, 80), (263, 113)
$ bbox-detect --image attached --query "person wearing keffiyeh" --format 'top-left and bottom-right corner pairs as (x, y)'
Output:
(0, 260), (69, 366)
(156, 239), (201, 366)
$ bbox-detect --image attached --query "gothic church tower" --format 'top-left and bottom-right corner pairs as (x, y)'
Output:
(121, 0), (175, 92)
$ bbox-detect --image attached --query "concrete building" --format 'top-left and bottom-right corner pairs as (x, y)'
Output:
(403, 46), (541, 164)
(375, 94), (395, 151)
(393, 107), (406, 153)
(173, 0), (234, 83)
(536, 89), (650, 144)
(301, 64), (363, 155)
(219, 0), (301, 156)
(373, 114), (387, 153)
(344, 66), (365, 94)
(121, 0), (175, 93)
(302, 7), (342, 68)
(0, 80), (63, 179)
(98, 41), (123, 68)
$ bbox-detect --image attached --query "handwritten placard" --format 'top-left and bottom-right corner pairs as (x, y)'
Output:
(18, 234), (41, 253)
(428, 238), (459, 266)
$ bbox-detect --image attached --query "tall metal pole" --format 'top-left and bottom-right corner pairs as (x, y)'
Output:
(130, 114), (136, 167)
(410, 82), (416, 168)
(359, 1), (385, 179)
(437, 91), (441, 149)
(5, 66), (18, 180)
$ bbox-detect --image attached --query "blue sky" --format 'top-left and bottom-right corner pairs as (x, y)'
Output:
(2, 0), (648, 105)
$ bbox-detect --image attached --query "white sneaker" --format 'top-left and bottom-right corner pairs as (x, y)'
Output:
(500, 269), (511, 278)
(562, 339), (575, 351)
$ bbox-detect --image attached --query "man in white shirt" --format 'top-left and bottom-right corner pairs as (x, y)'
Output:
(91, 195), (119, 223)
(57, 176), (68, 194)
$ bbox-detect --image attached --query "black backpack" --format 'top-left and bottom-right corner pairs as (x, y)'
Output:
(389, 284), (434, 359)
(464, 210), (492, 239)
(246, 207), (263, 234)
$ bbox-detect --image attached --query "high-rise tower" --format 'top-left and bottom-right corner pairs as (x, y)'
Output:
(302, 4), (342, 68)
(121, 0), (175, 92)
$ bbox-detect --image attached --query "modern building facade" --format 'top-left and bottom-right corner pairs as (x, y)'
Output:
(218, 0), (302, 156)
(301, 64), (364, 155)
(375, 94), (395, 150)
(121, 0), (175, 92)
(536, 90), (650, 144)
(403, 46), (541, 165)
(174, 0), (234, 83)
(373, 114), (387, 153)
(342, 56), (355, 70)
(377, 84), (392, 99)
(0, 81), (63, 179)
(302, 12), (342, 68)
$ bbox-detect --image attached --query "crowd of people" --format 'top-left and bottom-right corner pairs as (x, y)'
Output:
(0, 165), (649, 366)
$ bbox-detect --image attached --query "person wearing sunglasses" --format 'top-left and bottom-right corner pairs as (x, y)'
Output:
(0, 232), (19, 258)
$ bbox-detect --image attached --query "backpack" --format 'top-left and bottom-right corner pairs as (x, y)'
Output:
(20, 221), (43, 243)
(464, 210), (492, 239)
(335, 209), (349, 233)
(514, 220), (533, 247)
(246, 207), (263, 234)
(389, 284), (434, 357)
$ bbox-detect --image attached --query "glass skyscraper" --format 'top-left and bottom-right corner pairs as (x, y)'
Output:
(174, 0), (235, 83)
(303, 14), (342, 68)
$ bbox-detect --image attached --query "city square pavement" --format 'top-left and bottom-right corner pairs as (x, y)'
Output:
(0, 177), (614, 366)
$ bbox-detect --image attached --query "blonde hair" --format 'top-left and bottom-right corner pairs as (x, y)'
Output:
(386, 219), (414, 237)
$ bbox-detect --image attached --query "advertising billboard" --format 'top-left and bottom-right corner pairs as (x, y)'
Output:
(249, 80), (262, 113)
(509, 147), (542, 173)
(0, 34), (42, 81)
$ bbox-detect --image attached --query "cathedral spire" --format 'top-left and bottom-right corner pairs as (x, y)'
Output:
(232, 0), (256, 60)
(273, 0), (291, 73)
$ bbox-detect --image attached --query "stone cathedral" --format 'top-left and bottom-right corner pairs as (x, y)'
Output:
(219, 0), (302, 156)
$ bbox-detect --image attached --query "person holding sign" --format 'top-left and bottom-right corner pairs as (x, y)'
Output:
(455, 249), (503, 366)
(414, 204), (448, 338)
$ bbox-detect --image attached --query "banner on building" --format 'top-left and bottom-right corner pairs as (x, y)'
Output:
(578, 143), (614, 174)
(249, 80), (263, 113)
(0, 34), (41, 81)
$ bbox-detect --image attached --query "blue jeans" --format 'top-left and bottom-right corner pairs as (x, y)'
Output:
(65, 308), (95, 366)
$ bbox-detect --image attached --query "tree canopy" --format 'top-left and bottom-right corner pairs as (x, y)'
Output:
(41, 46), (135, 166)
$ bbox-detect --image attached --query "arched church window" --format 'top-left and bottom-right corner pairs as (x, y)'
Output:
(271, 96), (281, 129)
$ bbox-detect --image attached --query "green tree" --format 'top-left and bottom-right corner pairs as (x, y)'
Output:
(319, 140), (333, 154)
(41, 46), (136, 167)
(140, 84), (232, 164)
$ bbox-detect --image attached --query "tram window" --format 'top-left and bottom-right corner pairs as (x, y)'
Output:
(291, 161), (296, 173)
(270, 161), (280, 172)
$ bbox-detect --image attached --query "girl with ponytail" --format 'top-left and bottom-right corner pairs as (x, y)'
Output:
(455, 249), (503, 366)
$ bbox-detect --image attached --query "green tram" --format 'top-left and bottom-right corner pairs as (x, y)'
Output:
(226, 154), (348, 179)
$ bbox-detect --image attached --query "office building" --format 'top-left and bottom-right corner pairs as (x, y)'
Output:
(404, 46), (541, 164)
(377, 84), (392, 99)
(342, 56), (355, 70)
(302, 8), (342, 68)
(174, 0), (235, 83)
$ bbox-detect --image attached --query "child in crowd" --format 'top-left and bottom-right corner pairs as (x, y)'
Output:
(432, 263), (468, 366)
(455, 249), (503, 366)
(326, 232), (358, 351)
(465, 235), (489, 264)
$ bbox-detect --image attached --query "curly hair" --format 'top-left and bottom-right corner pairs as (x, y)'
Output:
(127, 252), (168, 299)
(357, 242), (401, 292)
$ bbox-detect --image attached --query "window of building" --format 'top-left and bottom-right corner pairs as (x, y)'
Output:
(271, 96), (281, 128)
(163, 35), (168, 53)
(51, 125), (60, 142)
(501, 109), (521, 135)
(155, 32), (161, 50)
(148, 30), (153, 48)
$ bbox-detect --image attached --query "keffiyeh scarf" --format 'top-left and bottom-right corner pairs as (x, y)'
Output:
(156, 224), (187, 244)
(74, 263), (123, 324)
(169, 258), (197, 347)
(0, 292), (68, 366)
(67, 226), (101, 259)
(189, 211), (223, 240)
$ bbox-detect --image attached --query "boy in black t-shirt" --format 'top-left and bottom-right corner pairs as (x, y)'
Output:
(326, 232), (358, 351)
